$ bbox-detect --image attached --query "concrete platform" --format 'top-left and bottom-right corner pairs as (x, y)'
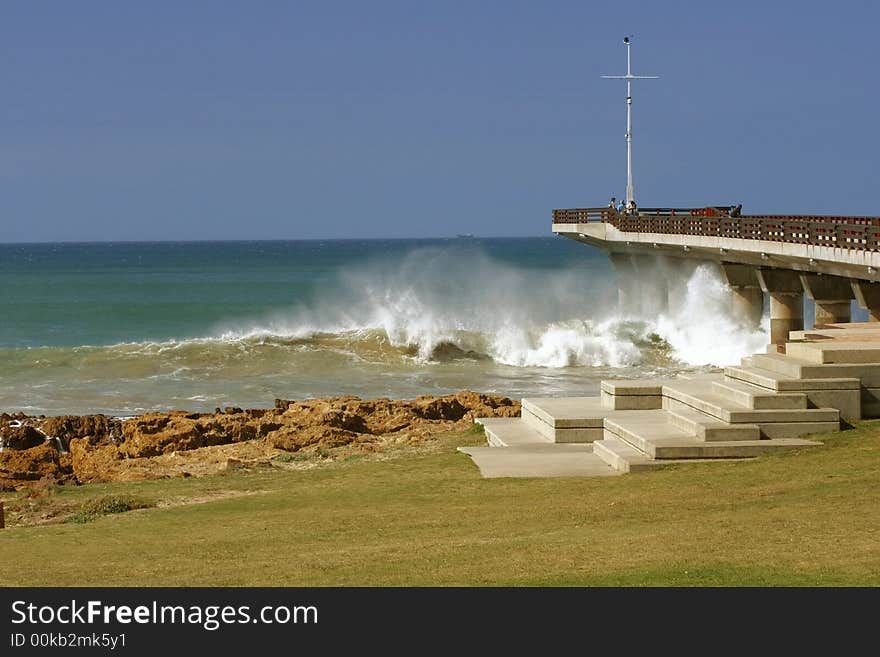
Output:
(661, 379), (839, 424)
(591, 437), (662, 473)
(747, 353), (880, 386)
(603, 411), (693, 458)
(723, 366), (862, 421)
(477, 417), (551, 447)
(600, 380), (664, 395)
(667, 407), (761, 441)
(600, 379), (664, 410)
(521, 396), (606, 428)
(602, 410), (823, 458)
(521, 396), (630, 443)
(785, 341), (880, 364)
(723, 365), (861, 392)
(711, 378), (807, 409)
(789, 325), (880, 341)
(457, 444), (620, 478)
(462, 328), (873, 478)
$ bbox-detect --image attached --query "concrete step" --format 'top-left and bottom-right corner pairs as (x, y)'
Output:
(744, 353), (808, 378)
(788, 326), (880, 342)
(599, 379), (663, 410)
(747, 353), (880, 386)
(475, 417), (551, 447)
(756, 421), (840, 440)
(521, 407), (553, 441)
(603, 410), (825, 459)
(643, 437), (823, 459)
(661, 380), (839, 424)
(603, 411), (693, 458)
(666, 407), (761, 442)
(521, 406), (603, 443)
(521, 396), (606, 429)
(785, 341), (880, 364)
(723, 365), (861, 392)
(458, 444), (620, 478)
(711, 378), (807, 409)
(521, 397), (608, 443)
(592, 437), (660, 473)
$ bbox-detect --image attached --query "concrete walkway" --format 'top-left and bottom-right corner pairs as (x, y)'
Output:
(459, 417), (618, 478)
(458, 444), (619, 478)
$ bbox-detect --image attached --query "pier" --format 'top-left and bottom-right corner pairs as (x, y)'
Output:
(462, 37), (880, 478)
(464, 211), (880, 478)
(552, 206), (880, 347)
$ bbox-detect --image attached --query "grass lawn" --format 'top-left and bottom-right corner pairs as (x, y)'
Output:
(1, 421), (879, 586)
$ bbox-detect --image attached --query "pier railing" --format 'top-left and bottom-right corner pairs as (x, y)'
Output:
(552, 207), (880, 251)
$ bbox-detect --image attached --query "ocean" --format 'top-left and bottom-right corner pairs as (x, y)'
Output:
(0, 237), (772, 416)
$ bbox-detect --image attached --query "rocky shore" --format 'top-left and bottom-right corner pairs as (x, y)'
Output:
(0, 391), (519, 490)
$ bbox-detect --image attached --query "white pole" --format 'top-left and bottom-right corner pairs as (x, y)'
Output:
(625, 39), (633, 205)
(601, 37), (658, 208)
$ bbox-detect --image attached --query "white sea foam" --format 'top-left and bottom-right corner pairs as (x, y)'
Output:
(208, 247), (767, 369)
(27, 249), (765, 371)
(649, 264), (769, 366)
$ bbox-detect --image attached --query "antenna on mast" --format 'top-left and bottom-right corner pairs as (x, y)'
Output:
(601, 36), (659, 206)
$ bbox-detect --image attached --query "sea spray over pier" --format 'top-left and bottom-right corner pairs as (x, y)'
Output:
(0, 239), (767, 415)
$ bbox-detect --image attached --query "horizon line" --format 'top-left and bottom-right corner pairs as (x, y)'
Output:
(0, 234), (555, 246)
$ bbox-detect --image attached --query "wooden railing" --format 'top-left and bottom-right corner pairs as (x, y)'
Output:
(552, 207), (880, 251)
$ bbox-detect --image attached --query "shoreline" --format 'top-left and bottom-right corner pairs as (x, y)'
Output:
(0, 390), (520, 492)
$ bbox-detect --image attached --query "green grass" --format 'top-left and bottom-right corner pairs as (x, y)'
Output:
(1, 421), (879, 586)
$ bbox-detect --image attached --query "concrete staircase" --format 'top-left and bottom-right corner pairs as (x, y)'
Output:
(462, 333), (880, 478)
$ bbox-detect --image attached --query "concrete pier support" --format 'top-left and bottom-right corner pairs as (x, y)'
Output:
(608, 253), (639, 312)
(732, 287), (765, 327)
(609, 253), (669, 317)
(664, 258), (700, 313)
(757, 269), (804, 350)
(767, 295), (803, 347)
(852, 281), (880, 322)
(814, 301), (851, 325)
(800, 274), (854, 326)
(632, 255), (671, 317)
(721, 264), (763, 327)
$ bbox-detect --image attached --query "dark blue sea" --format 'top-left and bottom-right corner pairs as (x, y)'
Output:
(0, 238), (767, 415)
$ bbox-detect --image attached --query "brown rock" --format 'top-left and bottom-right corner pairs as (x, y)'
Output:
(68, 438), (122, 483)
(257, 420), (283, 436)
(414, 396), (468, 421)
(120, 411), (262, 458)
(39, 414), (121, 443)
(0, 390), (521, 486)
(120, 413), (206, 458)
(0, 443), (73, 487)
(264, 425), (359, 452)
(282, 399), (370, 432)
(450, 390), (519, 417)
(0, 424), (46, 450)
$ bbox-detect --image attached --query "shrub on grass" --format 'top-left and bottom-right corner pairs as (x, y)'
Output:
(272, 452), (310, 463)
(68, 495), (152, 524)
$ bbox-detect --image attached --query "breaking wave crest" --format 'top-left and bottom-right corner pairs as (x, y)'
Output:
(6, 247), (768, 371)
(204, 247), (768, 369)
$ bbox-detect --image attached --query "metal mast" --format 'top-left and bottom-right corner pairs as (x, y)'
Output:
(601, 36), (658, 206)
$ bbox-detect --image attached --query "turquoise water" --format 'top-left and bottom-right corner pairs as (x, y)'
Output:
(0, 238), (736, 416)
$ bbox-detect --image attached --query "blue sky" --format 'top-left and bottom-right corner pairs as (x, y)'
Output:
(1, 1), (878, 241)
